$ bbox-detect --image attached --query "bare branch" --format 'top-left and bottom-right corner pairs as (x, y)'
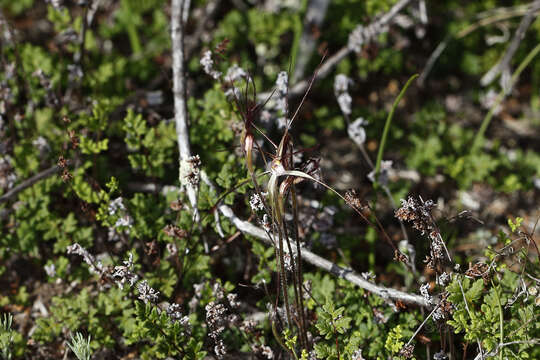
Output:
(472, 339), (540, 360)
(481, 0), (540, 88)
(171, 0), (199, 221)
(259, 0), (414, 99)
(420, 3), (540, 86)
(292, 0), (331, 82)
(200, 172), (429, 307)
(0, 165), (60, 204)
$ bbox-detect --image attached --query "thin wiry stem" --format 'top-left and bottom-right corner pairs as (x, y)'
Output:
(458, 277), (484, 360)
(290, 185), (308, 347)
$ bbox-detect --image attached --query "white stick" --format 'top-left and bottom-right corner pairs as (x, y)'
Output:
(171, 0), (199, 222)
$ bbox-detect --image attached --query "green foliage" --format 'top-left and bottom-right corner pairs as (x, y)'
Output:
(123, 109), (177, 177)
(405, 103), (538, 191)
(124, 302), (196, 359)
(384, 325), (405, 355)
(305, 274), (419, 359)
(447, 271), (539, 358)
(33, 288), (128, 347)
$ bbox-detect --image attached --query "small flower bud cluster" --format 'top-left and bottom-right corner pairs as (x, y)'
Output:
(108, 197), (126, 215)
(163, 225), (188, 239)
(344, 189), (364, 210)
(260, 214), (272, 232)
(252, 344), (274, 359)
(399, 344), (415, 359)
(224, 64), (247, 83)
(432, 306), (445, 322)
(259, 71), (290, 129)
(0, 156), (16, 190)
(223, 64), (249, 99)
(112, 253), (139, 290)
(107, 197), (133, 241)
(179, 155), (201, 188)
(227, 293), (241, 308)
(137, 280), (160, 304)
(282, 252), (296, 273)
(200, 51), (222, 80)
(46, 0), (64, 10)
(437, 272), (451, 287)
(239, 318), (257, 333)
(33, 69), (58, 107)
(206, 301), (227, 358)
(348, 117), (367, 146)
(420, 283), (433, 305)
(249, 193), (266, 212)
(166, 303), (190, 328)
(367, 160), (393, 186)
(44, 263), (56, 278)
(67, 243), (104, 274)
(276, 71), (288, 95)
(352, 349), (365, 360)
(114, 215), (133, 228)
(274, 71), (289, 129)
(433, 351), (449, 360)
(334, 74), (352, 116)
(396, 196), (448, 265)
(200, 282), (242, 358)
(348, 22), (386, 53)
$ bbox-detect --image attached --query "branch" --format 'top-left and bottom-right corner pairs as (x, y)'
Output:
(259, 0), (414, 99)
(473, 340), (540, 360)
(419, 4), (540, 86)
(292, 0), (331, 82)
(200, 172), (429, 307)
(171, 0), (199, 221)
(480, 0), (540, 88)
(0, 165), (60, 204)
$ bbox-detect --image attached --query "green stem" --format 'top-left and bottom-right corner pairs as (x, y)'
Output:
(121, 0), (142, 55)
(472, 42), (540, 152)
(491, 280), (504, 360)
(289, 0), (309, 75)
(374, 74), (418, 185)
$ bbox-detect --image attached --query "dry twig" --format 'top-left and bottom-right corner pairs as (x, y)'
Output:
(0, 165), (61, 204)
(480, 0), (540, 89)
(259, 0), (414, 99)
